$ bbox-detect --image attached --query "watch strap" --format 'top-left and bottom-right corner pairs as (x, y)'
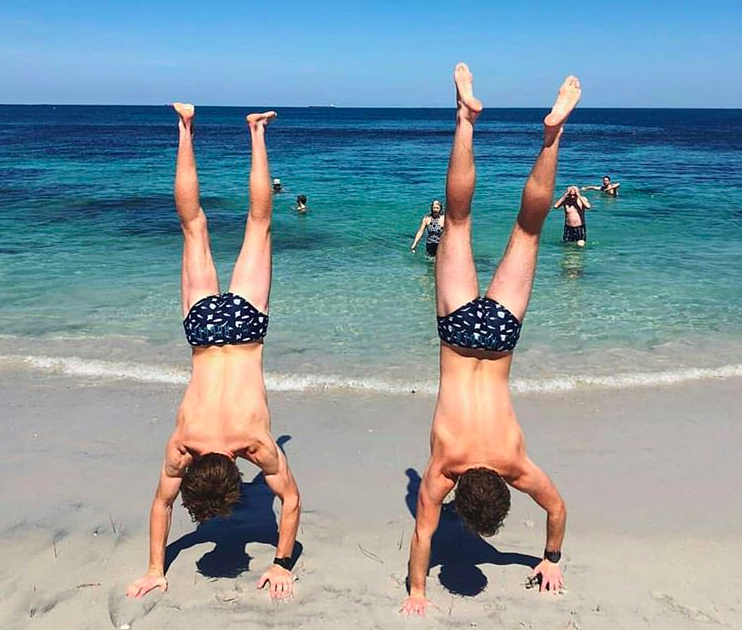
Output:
(273, 556), (292, 570)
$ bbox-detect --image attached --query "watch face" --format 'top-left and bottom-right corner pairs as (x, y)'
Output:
(545, 550), (562, 563)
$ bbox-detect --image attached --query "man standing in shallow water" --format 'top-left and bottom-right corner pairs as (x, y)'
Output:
(126, 104), (300, 601)
(554, 185), (591, 246)
(402, 64), (576, 616)
(583, 175), (620, 196)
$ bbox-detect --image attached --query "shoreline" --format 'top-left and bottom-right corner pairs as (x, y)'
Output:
(1, 370), (740, 628)
(2, 348), (742, 397)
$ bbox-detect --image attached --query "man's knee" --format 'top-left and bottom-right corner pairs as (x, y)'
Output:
(181, 211), (208, 237)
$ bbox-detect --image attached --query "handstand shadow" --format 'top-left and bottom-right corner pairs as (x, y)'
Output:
(404, 468), (539, 597)
(165, 435), (302, 578)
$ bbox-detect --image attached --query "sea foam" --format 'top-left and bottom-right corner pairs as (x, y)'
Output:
(1, 354), (741, 396)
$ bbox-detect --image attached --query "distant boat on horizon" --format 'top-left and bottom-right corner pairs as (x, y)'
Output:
(307, 104), (337, 109)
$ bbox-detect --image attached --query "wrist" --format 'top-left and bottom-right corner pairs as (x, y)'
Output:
(147, 567), (165, 576)
(543, 549), (562, 564)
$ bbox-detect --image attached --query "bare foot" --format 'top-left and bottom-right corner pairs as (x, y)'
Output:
(454, 62), (483, 123)
(172, 102), (195, 124)
(544, 76), (581, 128)
(246, 111), (277, 129)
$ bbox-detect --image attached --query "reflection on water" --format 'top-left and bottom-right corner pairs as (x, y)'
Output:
(560, 246), (585, 279)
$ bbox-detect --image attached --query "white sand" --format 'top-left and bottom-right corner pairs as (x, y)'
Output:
(1, 368), (740, 629)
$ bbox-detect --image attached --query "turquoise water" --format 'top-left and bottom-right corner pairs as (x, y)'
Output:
(1, 105), (741, 392)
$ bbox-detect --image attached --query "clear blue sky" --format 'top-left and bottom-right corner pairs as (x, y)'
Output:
(2, 0), (741, 107)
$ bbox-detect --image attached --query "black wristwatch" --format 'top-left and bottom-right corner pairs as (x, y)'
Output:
(544, 549), (562, 563)
(273, 556), (292, 570)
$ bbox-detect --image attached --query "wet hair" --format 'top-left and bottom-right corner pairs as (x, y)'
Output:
(454, 467), (511, 537)
(430, 199), (443, 214)
(297, 195), (307, 205)
(181, 453), (242, 523)
(603, 175), (611, 181)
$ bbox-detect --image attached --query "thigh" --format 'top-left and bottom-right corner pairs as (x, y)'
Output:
(435, 219), (479, 316)
(228, 218), (271, 314)
(484, 221), (540, 322)
(181, 216), (220, 318)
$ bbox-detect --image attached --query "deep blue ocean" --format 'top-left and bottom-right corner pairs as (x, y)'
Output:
(1, 105), (741, 393)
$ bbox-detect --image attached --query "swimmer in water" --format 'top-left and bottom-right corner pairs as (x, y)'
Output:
(296, 194), (307, 213)
(582, 175), (620, 197)
(554, 185), (591, 246)
(126, 104), (301, 602)
(401, 65), (577, 616)
(272, 178), (283, 193)
(411, 200), (445, 257)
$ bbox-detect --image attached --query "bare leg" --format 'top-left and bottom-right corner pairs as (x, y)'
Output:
(174, 103), (219, 317)
(435, 63), (484, 316)
(228, 111), (277, 314)
(485, 76), (581, 321)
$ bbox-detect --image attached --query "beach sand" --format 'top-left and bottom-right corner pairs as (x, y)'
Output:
(1, 367), (740, 629)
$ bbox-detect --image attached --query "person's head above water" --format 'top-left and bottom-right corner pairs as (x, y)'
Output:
(430, 199), (443, 217)
(181, 453), (243, 523)
(602, 175), (611, 185)
(297, 195), (307, 205)
(272, 178), (282, 192)
(454, 467), (511, 536)
(566, 185), (579, 198)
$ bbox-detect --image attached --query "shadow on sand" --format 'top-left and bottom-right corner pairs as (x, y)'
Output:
(165, 435), (302, 578)
(404, 468), (539, 596)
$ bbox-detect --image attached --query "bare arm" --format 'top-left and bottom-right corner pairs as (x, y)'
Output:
(402, 465), (455, 615)
(263, 449), (301, 559)
(410, 217), (429, 251)
(578, 195), (591, 210)
(511, 458), (566, 592)
(553, 192), (567, 209)
(126, 440), (188, 598)
(258, 446), (301, 599)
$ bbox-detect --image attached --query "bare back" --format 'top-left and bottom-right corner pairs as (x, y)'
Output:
(174, 344), (275, 465)
(431, 345), (525, 481)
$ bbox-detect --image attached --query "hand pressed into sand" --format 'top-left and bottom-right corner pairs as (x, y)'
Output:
(258, 564), (294, 600)
(532, 559), (564, 593)
(126, 572), (168, 598)
(400, 593), (435, 617)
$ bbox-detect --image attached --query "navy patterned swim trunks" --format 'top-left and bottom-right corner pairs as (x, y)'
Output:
(183, 292), (268, 347)
(563, 224), (586, 243)
(437, 297), (521, 353)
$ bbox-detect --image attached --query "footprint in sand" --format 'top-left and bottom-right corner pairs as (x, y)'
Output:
(108, 585), (163, 629)
(651, 591), (720, 624)
(27, 587), (77, 619)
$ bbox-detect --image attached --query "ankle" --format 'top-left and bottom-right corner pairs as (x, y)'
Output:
(456, 110), (475, 126)
(542, 125), (562, 148)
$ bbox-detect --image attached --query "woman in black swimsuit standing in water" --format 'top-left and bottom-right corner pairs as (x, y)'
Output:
(411, 199), (445, 257)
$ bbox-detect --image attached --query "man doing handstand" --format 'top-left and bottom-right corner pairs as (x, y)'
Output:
(403, 64), (580, 615)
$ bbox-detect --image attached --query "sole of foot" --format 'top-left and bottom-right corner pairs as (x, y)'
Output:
(173, 102), (195, 123)
(544, 76), (581, 128)
(454, 62), (483, 123)
(246, 111), (278, 128)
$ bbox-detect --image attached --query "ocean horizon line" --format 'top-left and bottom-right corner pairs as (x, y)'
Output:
(2, 103), (741, 111)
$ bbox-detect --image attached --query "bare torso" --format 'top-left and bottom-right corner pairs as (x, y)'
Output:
(563, 200), (586, 227)
(170, 344), (278, 472)
(430, 345), (526, 482)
